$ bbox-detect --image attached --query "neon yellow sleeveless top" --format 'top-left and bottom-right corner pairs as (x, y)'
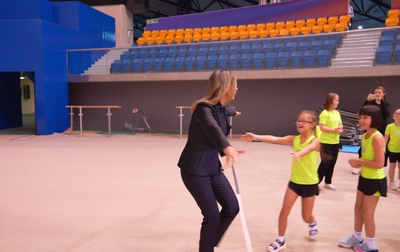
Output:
(361, 131), (385, 179)
(290, 135), (319, 185)
(385, 123), (400, 153)
(319, 110), (342, 144)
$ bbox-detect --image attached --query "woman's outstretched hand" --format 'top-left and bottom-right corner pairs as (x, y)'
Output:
(222, 146), (245, 170)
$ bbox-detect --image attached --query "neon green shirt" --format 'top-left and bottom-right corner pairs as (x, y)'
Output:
(290, 135), (319, 185)
(385, 123), (400, 153)
(360, 131), (385, 179)
(319, 109), (342, 144)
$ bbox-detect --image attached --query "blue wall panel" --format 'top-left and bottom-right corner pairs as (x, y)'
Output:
(0, 0), (115, 135)
(148, 0), (349, 30)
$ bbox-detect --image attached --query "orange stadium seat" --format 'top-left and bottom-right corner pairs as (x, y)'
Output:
(150, 30), (159, 38)
(239, 31), (249, 39)
(328, 16), (339, 26)
(237, 25), (247, 33)
(202, 27), (211, 34)
(183, 35), (192, 43)
(137, 37), (146, 46)
(285, 21), (295, 30)
(193, 28), (202, 33)
(211, 32), (220, 41)
(279, 29), (289, 36)
(306, 18), (316, 27)
(317, 17), (327, 27)
(385, 17), (399, 26)
(296, 20), (305, 28)
(155, 36), (165, 44)
(220, 32), (230, 41)
(323, 24), (334, 33)
(174, 34), (184, 43)
(312, 25), (322, 34)
(259, 29), (269, 38)
(256, 23), (266, 31)
(247, 24), (256, 32)
(300, 26), (311, 35)
(159, 30), (168, 36)
(211, 26), (219, 33)
(275, 21), (285, 30)
(220, 26), (229, 33)
(269, 29), (279, 37)
(334, 23), (347, 31)
(230, 31), (239, 40)
(164, 35), (174, 44)
(201, 33), (211, 41)
(387, 9), (399, 18)
(228, 25), (238, 32)
(290, 27), (300, 36)
(249, 30), (259, 39)
(192, 33), (201, 42)
(266, 22), (275, 30)
(142, 31), (151, 38)
(339, 15), (350, 26)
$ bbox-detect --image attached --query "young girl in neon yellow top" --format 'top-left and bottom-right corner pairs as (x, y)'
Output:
(384, 108), (400, 190)
(340, 105), (386, 252)
(241, 110), (320, 252)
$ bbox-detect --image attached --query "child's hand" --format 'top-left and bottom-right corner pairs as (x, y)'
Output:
(291, 152), (300, 162)
(240, 132), (255, 143)
(348, 158), (361, 168)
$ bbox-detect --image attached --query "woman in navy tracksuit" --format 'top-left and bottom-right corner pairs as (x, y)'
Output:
(178, 70), (243, 252)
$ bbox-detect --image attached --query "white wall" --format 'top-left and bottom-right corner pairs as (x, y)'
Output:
(93, 5), (134, 45)
(20, 78), (35, 115)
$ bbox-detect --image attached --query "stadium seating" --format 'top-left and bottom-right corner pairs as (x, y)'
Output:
(229, 54), (240, 70)
(303, 50), (316, 68)
(379, 35), (395, 46)
(265, 52), (277, 69)
(395, 45), (400, 64)
(240, 53), (252, 70)
(375, 46), (393, 65)
(317, 50), (331, 67)
(110, 60), (122, 73)
(290, 51), (303, 69)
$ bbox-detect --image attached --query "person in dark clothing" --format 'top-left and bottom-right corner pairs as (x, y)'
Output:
(178, 69), (244, 252)
(355, 86), (391, 174)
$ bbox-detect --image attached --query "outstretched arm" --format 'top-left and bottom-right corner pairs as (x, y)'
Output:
(241, 132), (296, 145)
(292, 138), (320, 162)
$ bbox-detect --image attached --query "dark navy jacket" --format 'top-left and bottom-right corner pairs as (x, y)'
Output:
(178, 102), (236, 176)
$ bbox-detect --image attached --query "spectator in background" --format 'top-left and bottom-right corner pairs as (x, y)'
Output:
(349, 0), (354, 28)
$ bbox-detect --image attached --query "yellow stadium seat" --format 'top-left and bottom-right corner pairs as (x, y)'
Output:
(285, 21), (295, 30)
(306, 18), (316, 27)
(385, 17), (399, 26)
(249, 30), (259, 39)
(295, 20), (305, 29)
(211, 32), (220, 41)
(220, 32), (230, 40)
(275, 21), (285, 30)
(290, 27), (300, 36)
(334, 23), (347, 32)
(339, 15), (350, 26)
(328, 16), (338, 26)
(279, 29), (289, 36)
(317, 17), (327, 27)
(388, 9), (399, 18)
(269, 29), (279, 37)
(238, 25), (247, 33)
(300, 26), (311, 35)
(256, 23), (266, 31)
(239, 31), (249, 39)
(259, 29), (269, 38)
(323, 24), (334, 33)
(312, 25), (322, 34)
(266, 22), (275, 30)
(247, 24), (256, 32)
(230, 31), (239, 40)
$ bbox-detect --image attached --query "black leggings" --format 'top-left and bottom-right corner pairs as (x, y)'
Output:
(181, 170), (239, 252)
(318, 143), (340, 184)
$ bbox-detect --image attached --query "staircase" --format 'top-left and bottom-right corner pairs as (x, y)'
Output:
(82, 46), (128, 75)
(331, 30), (382, 68)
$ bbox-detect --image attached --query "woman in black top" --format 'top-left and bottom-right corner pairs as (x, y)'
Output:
(178, 70), (243, 252)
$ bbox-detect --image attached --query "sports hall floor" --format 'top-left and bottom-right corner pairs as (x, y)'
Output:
(0, 131), (399, 252)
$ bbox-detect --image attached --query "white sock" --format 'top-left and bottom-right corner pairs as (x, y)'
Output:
(277, 236), (285, 242)
(366, 237), (376, 249)
(353, 231), (362, 240)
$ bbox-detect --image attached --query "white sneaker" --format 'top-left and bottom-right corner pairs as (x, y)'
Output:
(318, 184), (323, 190)
(324, 183), (337, 190)
(352, 168), (361, 175)
(389, 182), (397, 190)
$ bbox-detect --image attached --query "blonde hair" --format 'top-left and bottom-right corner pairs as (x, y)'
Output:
(191, 70), (237, 112)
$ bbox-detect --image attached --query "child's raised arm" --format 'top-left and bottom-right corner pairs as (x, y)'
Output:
(241, 132), (296, 145)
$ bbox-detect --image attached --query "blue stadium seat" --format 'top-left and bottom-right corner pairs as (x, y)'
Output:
(174, 57), (185, 72)
(217, 55), (229, 69)
(229, 54), (240, 70)
(381, 29), (399, 37)
(194, 55), (205, 71)
(265, 52), (277, 69)
(327, 34), (343, 46)
(262, 43), (274, 53)
(305, 36), (316, 43)
(120, 51), (130, 60)
(252, 53), (264, 70)
(379, 35), (395, 46)
(375, 46), (393, 65)
(177, 48), (188, 58)
(130, 49), (140, 59)
(290, 51), (303, 69)
(397, 34), (400, 45)
(240, 53), (252, 70)
(317, 50), (331, 67)
(132, 58), (143, 72)
(139, 49), (149, 59)
(298, 41), (310, 53)
(154, 58), (164, 72)
(187, 47), (197, 57)
(310, 41), (323, 52)
(206, 55), (217, 70)
(121, 59), (132, 73)
(158, 48), (168, 59)
(110, 59), (122, 73)
(251, 44), (262, 54)
(273, 42), (286, 53)
(240, 44), (251, 54)
(277, 52), (290, 69)
(148, 49), (158, 59)
(164, 57), (174, 72)
(219, 45), (229, 56)
(229, 44), (240, 55)
(167, 48), (177, 58)
(323, 40), (336, 56)
(395, 45), (400, 64)
(183, 56), (195, 71)
(303, 50), (316, 68)
(197, 47), (208, 57)
(143, 58), (154, 72)
(285, 42), (298, 53)
(208, 46), (218, 56)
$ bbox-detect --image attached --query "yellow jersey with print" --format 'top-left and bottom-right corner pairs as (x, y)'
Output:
(319, 110), (342, 144)
(361, 131), (385, 179)
(385, 123), (400, 153)
(290, 135), (319, 185)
